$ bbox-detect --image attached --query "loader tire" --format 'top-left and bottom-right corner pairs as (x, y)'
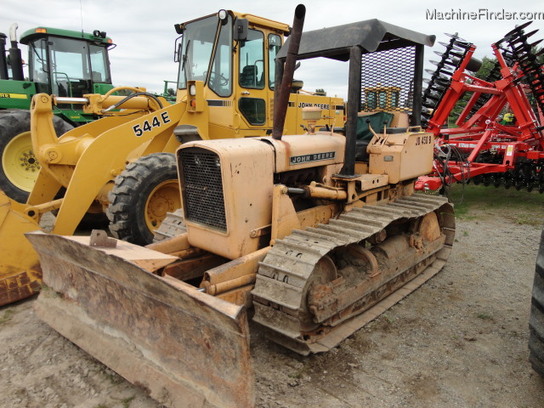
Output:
(529, 228), (544, 377)
(107, 152), (181, 245)
(0, 110), (73, 203)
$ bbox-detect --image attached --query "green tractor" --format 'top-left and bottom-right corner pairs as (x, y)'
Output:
(0, 24), (116, 202)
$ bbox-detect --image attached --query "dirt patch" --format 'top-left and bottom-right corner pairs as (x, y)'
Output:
(1, 203), (544, 408)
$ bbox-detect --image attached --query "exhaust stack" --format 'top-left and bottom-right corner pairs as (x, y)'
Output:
(8, 24), (24, 81)
(272, 4), (305, 140)
(0, 32), (8, 79)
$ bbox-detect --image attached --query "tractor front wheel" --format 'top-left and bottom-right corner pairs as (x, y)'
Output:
(107, 153), (181, 245)
(0, 110), (72, 203)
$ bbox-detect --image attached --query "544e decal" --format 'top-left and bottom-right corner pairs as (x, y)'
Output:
(132, 112), (171, 137)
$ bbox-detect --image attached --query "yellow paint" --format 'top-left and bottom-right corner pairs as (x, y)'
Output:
(0, 93), (28, 99)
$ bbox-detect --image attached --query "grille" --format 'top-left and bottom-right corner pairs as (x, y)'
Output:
(179, 147), (226, 232)
(361, 46), (416, 113)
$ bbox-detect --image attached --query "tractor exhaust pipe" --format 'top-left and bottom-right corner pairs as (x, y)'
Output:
(272, 4), (305, 140)
(8, 24), (24, 81)
(0, 33), (8, 80)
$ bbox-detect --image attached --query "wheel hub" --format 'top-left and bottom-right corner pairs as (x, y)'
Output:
(1, 131), (40, 191)
(145, 180), (181, 229)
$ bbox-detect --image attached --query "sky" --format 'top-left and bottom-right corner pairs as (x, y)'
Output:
(1, 0), (543, 98)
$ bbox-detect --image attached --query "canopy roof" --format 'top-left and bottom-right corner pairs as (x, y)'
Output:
(277, 19), (435, 61)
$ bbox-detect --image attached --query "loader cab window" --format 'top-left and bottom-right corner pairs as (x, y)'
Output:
(365, 90), (388, 110)
(268, 34), (281, 90)
(391, 91), (400, 108)
(177, 13), (233, 97)
(365, 88), (403, 111)
(366, 91), (377, 110)
(208, 16), (232, 96)
(378, 92), (387, 109)
(239, 29), (264, 89)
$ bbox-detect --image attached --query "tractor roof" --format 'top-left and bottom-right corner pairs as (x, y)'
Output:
(277, 19), (435, 61)
(20, 27), (113, 46)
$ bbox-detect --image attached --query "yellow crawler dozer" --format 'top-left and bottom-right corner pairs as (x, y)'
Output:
(27, 5), (454, 408)
(0, 9), (344, 305)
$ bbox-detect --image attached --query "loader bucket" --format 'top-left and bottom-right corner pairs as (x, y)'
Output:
(0, 191), (41, 305)
(26, 232), (254, 408)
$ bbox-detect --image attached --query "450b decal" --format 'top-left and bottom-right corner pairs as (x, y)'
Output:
(132, 112), (171, 137)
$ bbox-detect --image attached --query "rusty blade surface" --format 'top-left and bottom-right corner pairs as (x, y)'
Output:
(26, 231), (254, 408)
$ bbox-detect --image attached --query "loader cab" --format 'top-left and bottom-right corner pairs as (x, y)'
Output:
(174, 10), (288, 135)
(174, 10), (343, 140)
(175, 11), (237, 98)
(21, 27), (114, 100)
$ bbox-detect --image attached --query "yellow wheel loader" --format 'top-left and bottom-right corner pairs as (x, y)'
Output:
(26, 5), (454, 408)
(0, 9), (343, 305)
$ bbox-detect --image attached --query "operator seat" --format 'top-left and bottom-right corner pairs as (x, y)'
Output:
(240, 65), (258, 88)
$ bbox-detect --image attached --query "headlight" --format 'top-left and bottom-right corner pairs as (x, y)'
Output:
(218, 9), (228, 24)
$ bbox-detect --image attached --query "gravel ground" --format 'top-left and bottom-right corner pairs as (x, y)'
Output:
(1, 198), (544, 408)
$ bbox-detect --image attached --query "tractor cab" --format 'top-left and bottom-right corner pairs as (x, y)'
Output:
(21, 27), (115, 98)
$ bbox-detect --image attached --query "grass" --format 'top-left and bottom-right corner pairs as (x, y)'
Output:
(476, 312), (494, 321)
(444, 183), (544, 225)
(0, 309), (14, 324)
(121, 396), (135, 408)
(381, 313), (395, 324)
(288, 370), (304, 380)
(105, 395), (136, 408)
(101, 367), (124, 385)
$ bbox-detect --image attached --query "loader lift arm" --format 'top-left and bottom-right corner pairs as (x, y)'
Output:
(29, 92), (178, 236)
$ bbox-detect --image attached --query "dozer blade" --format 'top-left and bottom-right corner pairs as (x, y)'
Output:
(0, 191), (41, 305)
(26, 232), (254, 408)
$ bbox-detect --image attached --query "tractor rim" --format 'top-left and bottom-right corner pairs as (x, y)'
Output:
(1, 131), (40, 192)
(145, 180), (181, 233)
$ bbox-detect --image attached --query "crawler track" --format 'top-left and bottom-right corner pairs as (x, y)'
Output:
(152, 209), (186, 242)
(252, 194), (455, 355)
